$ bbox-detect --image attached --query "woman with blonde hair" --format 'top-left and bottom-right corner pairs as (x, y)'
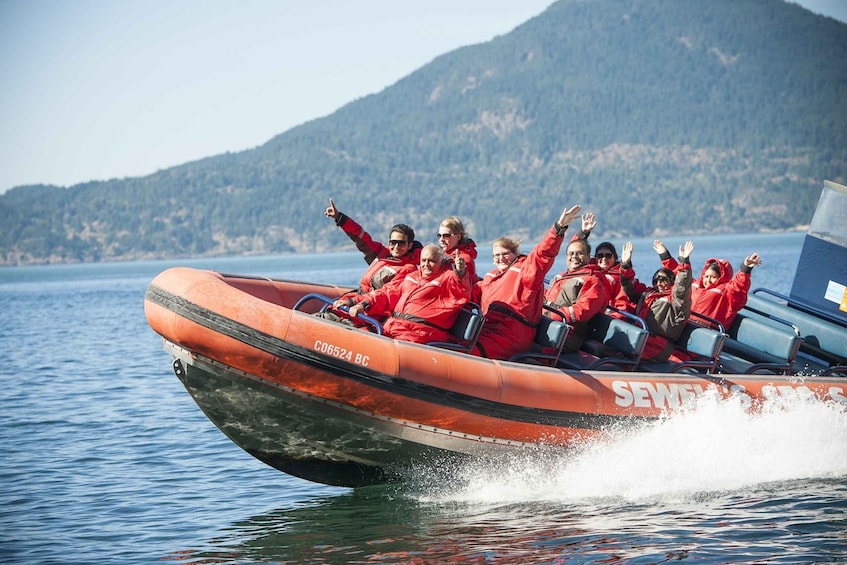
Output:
(437, 216), (478, 282)
(471, 205), (582, 360)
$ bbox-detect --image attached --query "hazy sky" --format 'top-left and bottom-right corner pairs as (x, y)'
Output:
(1, 0), (844, 193)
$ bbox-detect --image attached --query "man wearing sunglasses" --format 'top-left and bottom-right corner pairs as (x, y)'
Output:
(325, 198), (422, 294)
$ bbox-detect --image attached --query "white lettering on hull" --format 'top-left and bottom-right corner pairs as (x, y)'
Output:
(611, 380), (847, 410)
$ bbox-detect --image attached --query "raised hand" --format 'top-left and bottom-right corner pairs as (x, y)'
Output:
(324, 198), (339, 219)
(621, 241), (633, 264)
(679, 240), (695, 259)
(581, 212), (596, 234)
(652, 240), (668, 255)
(557, 204), (582, 228)
(744, 252), (762, 268)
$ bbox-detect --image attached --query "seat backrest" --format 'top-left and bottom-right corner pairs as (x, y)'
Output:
(451, 303), (484, 345)
(507, 307), (571, 366)
(678, 323), (727, 360)
(589, 314), (648, 359)
(729, 313), (803, 366)
(428, 302), (484, 353)
(535, 315), (569, 365)
(746, 294), (847, 363)
(676, 322), (727, 372)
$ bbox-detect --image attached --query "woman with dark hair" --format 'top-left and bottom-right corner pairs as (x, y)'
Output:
(691, 253), (762, 328)
(620, 240), (695, 363)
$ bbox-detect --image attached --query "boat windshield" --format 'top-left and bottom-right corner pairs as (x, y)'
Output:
(809, 180), (847, 246)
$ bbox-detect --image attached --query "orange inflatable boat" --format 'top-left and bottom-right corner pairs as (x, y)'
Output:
(144, 181), (847, 487)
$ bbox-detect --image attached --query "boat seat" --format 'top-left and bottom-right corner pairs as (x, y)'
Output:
(717, 312), (803, 375)
(745, 291), (847, 376)
(427, 302), (485, 353)
(639, 321), (727, 374)
(557, 309), (648, 371)
(508, 311), (570, 367)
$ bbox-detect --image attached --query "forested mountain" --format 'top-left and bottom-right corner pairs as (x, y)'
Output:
(2, 0), (846, 265)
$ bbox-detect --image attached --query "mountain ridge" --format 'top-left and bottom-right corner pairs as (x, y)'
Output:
(2, 0), (845, 265)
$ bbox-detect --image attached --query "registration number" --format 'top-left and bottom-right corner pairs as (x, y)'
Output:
(314, 340), (370, 366)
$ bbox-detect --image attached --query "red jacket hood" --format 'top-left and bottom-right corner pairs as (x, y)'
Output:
(698, 257), (733, 286)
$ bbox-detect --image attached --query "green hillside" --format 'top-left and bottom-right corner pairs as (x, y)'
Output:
(2, 0), (846, 265)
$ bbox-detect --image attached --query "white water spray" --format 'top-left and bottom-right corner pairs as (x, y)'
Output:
(420, 391), (847, 504)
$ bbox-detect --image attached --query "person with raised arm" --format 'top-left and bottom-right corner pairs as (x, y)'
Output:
(573, 213), (676, 316)
(324, 198), (422, 293)
(544, 238), (611, 352)
(471, 204), (582, 360)
(620, 240), (695, 363)
(691, 252), (762, 329)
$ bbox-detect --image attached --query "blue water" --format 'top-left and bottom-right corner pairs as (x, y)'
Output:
(2, 232), (846, 564)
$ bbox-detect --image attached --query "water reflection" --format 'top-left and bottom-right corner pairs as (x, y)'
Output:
(166, 487), (623, 564)
(164, 476), (847, 564)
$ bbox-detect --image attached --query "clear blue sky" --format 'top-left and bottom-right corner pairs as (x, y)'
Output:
(1, 0), (844, 193)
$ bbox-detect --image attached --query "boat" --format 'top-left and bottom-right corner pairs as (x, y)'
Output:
(144, 181), (847, 487)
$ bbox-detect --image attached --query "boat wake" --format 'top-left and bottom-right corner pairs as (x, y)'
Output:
(414, 392), (847, 504)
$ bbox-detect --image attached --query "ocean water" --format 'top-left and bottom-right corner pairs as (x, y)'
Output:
(2, 232), (846, 564)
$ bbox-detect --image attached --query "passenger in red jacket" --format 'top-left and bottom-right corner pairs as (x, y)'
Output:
(544, 239), (611, 352)
(471, 204), (582, 360)
(325, 198), (422, 293)
(691, 252), (761, 329)
(573, 214), (672, 316)
(437, 216), (479, 282)
(344, 245), (472, 344)
(592, 241), (622, 307)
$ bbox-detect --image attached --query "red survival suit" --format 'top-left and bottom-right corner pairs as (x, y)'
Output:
(353, 263), (472, 344)
(544, 264), (611, 352)
(690, 258), (752, 329)
(472, 224), (568, 360)
(334, 212), (422, 292)
(570, 232), (645, 315)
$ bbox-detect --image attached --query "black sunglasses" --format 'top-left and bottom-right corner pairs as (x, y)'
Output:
(388, 239), (408, 247)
